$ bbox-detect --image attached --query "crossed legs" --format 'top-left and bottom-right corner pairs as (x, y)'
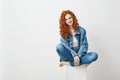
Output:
(56, 43), (98, 67)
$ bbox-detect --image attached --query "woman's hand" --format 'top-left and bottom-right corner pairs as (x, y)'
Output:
(74, 56), (80, 66)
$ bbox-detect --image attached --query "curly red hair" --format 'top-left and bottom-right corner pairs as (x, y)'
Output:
(59, 10), (79, 39)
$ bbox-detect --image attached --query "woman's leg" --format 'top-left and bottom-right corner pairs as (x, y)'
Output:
(56, 43), (74, 66)
(80, 52), (98, 65)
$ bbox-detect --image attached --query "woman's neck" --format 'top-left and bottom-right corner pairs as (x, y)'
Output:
(69, 26), (75, 36)
(69, 25), (73, 29)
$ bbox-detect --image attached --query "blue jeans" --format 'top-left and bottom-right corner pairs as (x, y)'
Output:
(56, 43), (98, 67)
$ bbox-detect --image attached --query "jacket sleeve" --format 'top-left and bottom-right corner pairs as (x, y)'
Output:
(60, 36), (78, 57)
(78, 28), (88, 57)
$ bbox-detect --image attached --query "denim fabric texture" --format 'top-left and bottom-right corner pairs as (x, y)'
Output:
(56, 26), (98, 66)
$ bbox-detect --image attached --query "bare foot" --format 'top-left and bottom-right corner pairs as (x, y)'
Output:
(84, 64), (89, 67)
(59, 61), (70, 67)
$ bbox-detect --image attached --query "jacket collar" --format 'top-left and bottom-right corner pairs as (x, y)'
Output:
(75, 27), (80, 35)
(68, 27), (80, 39)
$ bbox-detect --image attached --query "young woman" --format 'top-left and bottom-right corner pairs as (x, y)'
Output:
(56, 10), (98, 67)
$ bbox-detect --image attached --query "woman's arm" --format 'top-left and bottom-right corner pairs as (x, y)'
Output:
(78, 28), (88, 57)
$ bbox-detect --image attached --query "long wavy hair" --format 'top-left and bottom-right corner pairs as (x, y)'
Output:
(59, 10), (79, 40)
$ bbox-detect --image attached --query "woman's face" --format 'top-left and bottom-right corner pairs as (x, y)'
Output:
(65, 14), (73, 26)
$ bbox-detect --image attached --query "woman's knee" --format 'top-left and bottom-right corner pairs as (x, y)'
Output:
(56, 43), (64, 53)
(88, 52), (98, 61)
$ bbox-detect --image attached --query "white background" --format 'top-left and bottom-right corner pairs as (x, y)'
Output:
(0, 0), (120, 80)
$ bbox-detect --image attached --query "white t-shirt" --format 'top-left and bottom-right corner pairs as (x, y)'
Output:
(72, 35), (79, 47)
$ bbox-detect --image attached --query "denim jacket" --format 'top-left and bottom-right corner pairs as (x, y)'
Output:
(60, 26), (88, 57)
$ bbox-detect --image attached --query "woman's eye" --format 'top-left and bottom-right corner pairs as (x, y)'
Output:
(69, 17), (72, 19)
(66, 19), (68, 21)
